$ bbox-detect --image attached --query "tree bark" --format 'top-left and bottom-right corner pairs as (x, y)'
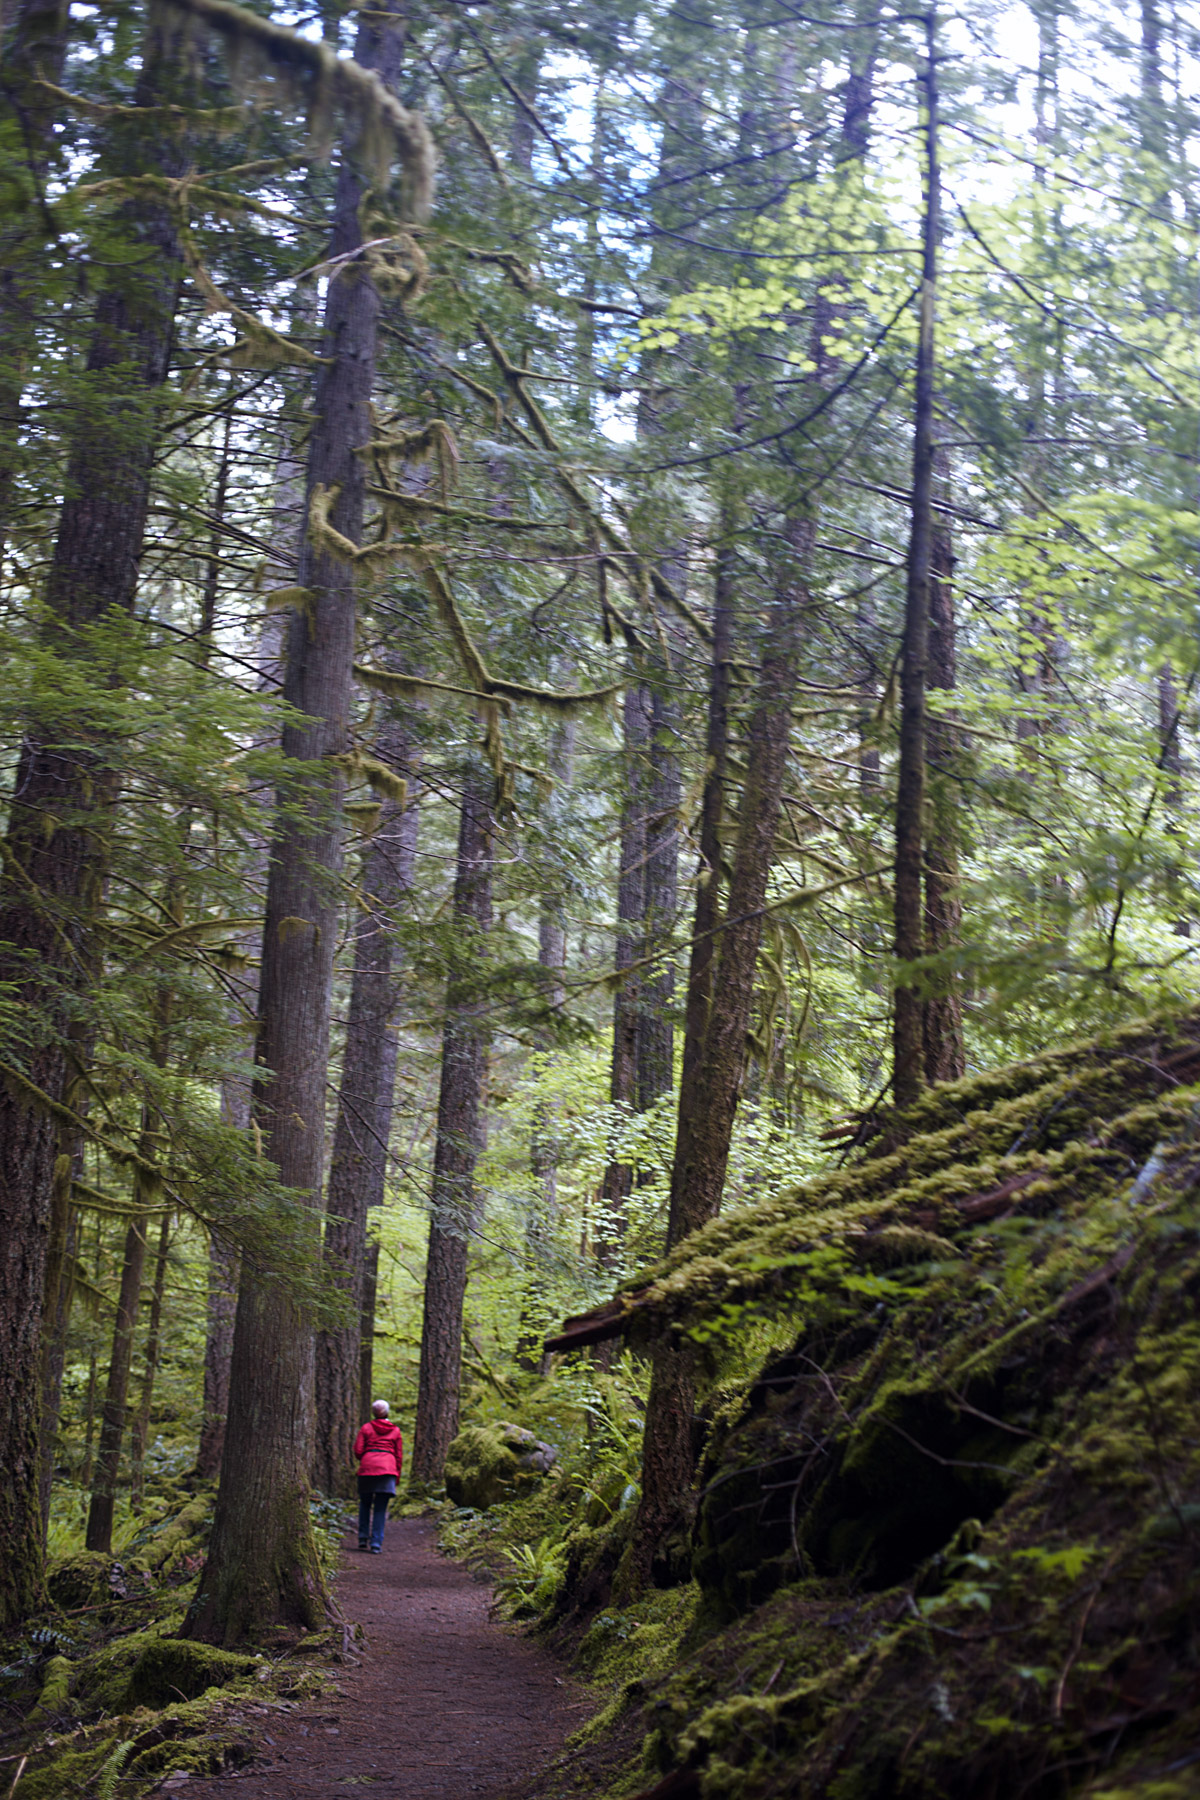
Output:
(0, 19), (185, 1623)
(0, 0), (70, 559)
(922, 444), (965, 1083)
(129, 1212), (172, 1513)
(598, 682), (651, 1260)
(197, 346), (303, 1479)
(632, 526), (806, 1585)
(637, 682), (681, 1116)
(892, 10), (940, 1111)
(196, 1232), (238, 1482)
(87, 988), (171, 1552)
(187, 0), (410, 1644)
(517, 720), (575, 1366)
(314, 717), (420, 1496)
(37, 1129), (81, 1533)
(358, 1240), (381, 1427)
(671, 500), (734, 1223)
(410, 757), (494, 1486)
(85, 1210), (150, 1553)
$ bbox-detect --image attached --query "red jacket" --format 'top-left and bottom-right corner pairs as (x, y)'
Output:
(354, 1418), (403, 1480)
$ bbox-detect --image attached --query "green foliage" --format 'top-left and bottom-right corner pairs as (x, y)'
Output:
(95, 1739), (135, 1800)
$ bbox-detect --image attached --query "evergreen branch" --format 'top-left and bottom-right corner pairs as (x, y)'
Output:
(422, 59), (509, 186)
(475, 319), (714, 645)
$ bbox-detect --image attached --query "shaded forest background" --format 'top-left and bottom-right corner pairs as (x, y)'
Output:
(2, 0), (1199, 1654)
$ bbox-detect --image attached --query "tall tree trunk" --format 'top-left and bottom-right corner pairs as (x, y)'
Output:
(79, 1220), (104, 1490)
(197, 355), (301, 1480)
(631, 525), (806, 1586)
(314, 714), (420, 1496)
(671, 498), (735, 1227)
(410, 757), (494, 1486)
(627, 16), (877, 1586)
(892, 9), (940, 1111)
(38, 1136), (80, 1533)
(922, 444), (965, 1083)
(84, 1211), (150, 1551)
(0, 0), (70, 559)
(0, 16), (185, 1623)
(1158, 662), (1189, 936)
(598, 682), (651, 1260)
(129, 1212), (172, 1513)
(87, 988), (171, 1552)
(637, 681), (681, 1117)
(517, 719), (575, 1365)
(187, 0), (413, 1645)
(358, 1241), (380, 1427)
(196, 1232), (238, 1482)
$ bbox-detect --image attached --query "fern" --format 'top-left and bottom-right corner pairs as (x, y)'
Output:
(96, 1740), (135, 1800)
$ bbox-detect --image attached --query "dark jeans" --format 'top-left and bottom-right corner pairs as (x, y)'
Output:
(357, 1475), (395, 1551)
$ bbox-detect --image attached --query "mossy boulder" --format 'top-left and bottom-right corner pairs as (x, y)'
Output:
(561, 1005), (1200, 1800)
(444, 1422), (558, 1509)
(72, 1627), (162, 1713)
(46, 1550), (129, 1611)
(126, 1638), (259, 1708)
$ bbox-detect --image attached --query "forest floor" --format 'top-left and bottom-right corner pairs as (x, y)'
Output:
(180, 1516), (594, 1800)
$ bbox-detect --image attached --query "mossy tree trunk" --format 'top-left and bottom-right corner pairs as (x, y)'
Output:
(0, 14), (185, 1622)
(411, 757), (494, 1486)
(314, 713), (420, 1497)
(187, 0), (409, 1644)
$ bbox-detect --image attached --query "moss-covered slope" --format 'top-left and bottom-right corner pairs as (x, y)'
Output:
(563, 1007), (1200, 1800)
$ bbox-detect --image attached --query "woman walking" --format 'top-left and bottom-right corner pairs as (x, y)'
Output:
(354, 1400), (404, 1553)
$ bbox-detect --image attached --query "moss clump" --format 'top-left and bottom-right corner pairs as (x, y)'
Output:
(70, 1627), (165, 1713)
(46, 1550), (124, 1612)
(126, 1638), (259, 1708)
(27, 1653), (72, 1722)
(444, 1421), (558, 1509)
(15, 1737), (118, 1800)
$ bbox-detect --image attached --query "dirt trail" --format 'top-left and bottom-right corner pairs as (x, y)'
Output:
(182, 1517), (590, 1799)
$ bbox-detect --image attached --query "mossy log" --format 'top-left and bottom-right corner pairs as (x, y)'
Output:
(27, 1653), (71, 1722)
(576, 1004), (1200, 1800)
